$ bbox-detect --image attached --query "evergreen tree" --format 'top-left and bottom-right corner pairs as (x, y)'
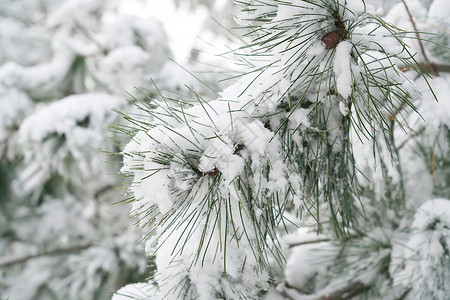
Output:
(115, 0), (450, 299)
(0, 0), (221, 299)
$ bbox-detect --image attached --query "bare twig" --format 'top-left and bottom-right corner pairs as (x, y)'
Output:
(400, 64), (450, 74)
(0, 243), (93, 268)
(279, 289), (297, 300)
(429, 64), (450, 74)
(285, 281), (313, 295)
(386, 113), (418, 134)
(398, 287), (412, 300)
(401, 0), (439, 76)
(396, 126), (426, 151)
(281, 281), (370, 300)
(288, 238), (331, 248)
(94, 184), (115, 200)
(30, 282), (48, 300)
(431, 126), (441, 181)
(319, 281), (369, 300)
(74, 20), (108, 55)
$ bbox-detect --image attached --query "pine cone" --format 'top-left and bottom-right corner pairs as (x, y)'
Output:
(321, 31), (340, 49)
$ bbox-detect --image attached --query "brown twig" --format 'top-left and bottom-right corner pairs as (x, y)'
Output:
(74, 20), (108, 55)
(396, 126), (426, 151)
(281, 281), (370, 300)
(0, 243), (93, 268)
(398, 287), (412, 300)
(319, 281), (369, 300)
(285, 281), (314, 295)
(386, 113), (418, 134)
(427, 64), (450, 74)
(431, 126), (441, 182)
(94, 184), (115, 200)
(31, 282), (49, 300)
(288, 238), (331, 248)
(400, 63), (450, 74)
(401, 0), (438, 76)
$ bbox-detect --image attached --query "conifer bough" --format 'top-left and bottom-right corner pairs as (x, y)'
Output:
(117, 0), (446, 299)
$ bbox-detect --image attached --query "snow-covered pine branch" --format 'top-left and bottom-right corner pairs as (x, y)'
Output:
(117, 1), (449, 299)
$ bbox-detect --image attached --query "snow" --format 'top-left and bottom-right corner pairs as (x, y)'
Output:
(263, 290), (288, 300)
(98, 45), (153, 95)
(0, 87), (33, 157)
(199, 137), (245, 181)
(236, 120), (272, 156)
(120, 76), (294, 298)
(428, 0), (450, 22)
(285, 241), (330, 289)
(345, 0), (369, 17)
(333, 41), (353, 99)
(5, 261), (52, 300)
(412, 198), (450, 230)
(339, 101), (349, 116)
(19, 93), (123, 144)
(391, 198), (450, 299)
(99, 15), (169, 66)
(119, 2), (450, 298)
(46, 0), (107, 27)
(33, 197), (96, 242)
(411, 75), (450, 130)
(289, 107), (312, 130)
(0, 18), (52, 66)
(117, 0), (209, 62)
(234, 0), (278, 26)
(0, 49), (74, 95)
(112, 283), (156, 300)
(15, 93), (124, 196)
(2, 0), (448, 299)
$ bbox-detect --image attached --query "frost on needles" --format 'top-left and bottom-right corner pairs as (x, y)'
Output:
(118, 1), (449, 299)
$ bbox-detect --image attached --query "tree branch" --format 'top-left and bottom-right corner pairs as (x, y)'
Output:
(0, 243), (93, 268)
(396, 126), (425, 151)
(319, 281), (369, 300)
(282, 281), (370, 300)
(288, 238), (331, 248)
(401, 0), (439, 76)
(431, 126), (441, 182)
(94, 184), (116, 200)
(428, 64), (450, 74)
(285, 281), (314, 295)
(398, 287), (412, 300)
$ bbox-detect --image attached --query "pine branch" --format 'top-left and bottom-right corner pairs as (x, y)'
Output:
(0, 243), (93, 268)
